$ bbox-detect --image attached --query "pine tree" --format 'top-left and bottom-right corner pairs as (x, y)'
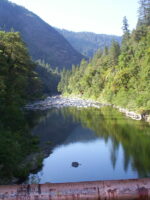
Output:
(122, 16), (130, 35)
(109, 40), (120, 66)
(121, 17), (130, 56)
(138, 0), (150, 26)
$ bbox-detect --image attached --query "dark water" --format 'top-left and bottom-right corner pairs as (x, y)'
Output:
(27, 107), (150, 184)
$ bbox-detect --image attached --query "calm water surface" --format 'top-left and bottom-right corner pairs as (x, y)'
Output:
(27, 107), (150, 183)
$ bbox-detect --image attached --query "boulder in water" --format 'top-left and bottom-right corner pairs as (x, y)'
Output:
(71, 162), (80, 168)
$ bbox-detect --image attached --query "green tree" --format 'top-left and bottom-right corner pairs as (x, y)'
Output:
(138, 0), (150, 26)
(0, 31), (42, 183)
(0, 31), (41, 108)
(109, 40), (120, 66)
(122, 16), (130, 35)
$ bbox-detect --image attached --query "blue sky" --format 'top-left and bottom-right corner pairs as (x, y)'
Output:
(10, 0), (139, 36)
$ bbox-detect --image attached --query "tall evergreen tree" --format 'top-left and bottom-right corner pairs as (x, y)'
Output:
(121, 16), (130, 54)
(138, 0), (150, 26)
(122, 16), (130, 35)
(109, 40), (120, 66)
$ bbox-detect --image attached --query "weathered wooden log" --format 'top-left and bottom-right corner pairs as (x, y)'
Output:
(0, 178), (150, 199)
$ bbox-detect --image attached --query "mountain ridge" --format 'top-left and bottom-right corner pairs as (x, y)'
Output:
(56, 28), (122, 57)
(0, 0), (84, 69)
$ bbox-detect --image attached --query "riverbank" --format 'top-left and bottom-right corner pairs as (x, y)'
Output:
(25, 95), (106, 110)
(112, 105), (150, 122)
(25, 95), (150, 123)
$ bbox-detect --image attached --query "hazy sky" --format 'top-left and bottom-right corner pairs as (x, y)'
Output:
(10, 0), (139, 36)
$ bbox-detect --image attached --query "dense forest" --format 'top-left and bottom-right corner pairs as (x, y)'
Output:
(35, 60), (60, 94)
(0, 31), (43, 183)
(58, 0), (150, 114)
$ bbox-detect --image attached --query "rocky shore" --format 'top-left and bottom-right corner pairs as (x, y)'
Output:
(25, 95), (150, 123)
(112, 106), (150, 123)
(25, 95), (104, 110)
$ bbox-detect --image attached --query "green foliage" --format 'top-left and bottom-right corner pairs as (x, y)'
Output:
(122, 16), (130, 35)
(59, 23), (150, 113)
(138, 0), (150, 26)
(0, 31), (42, 106)
(0, 31), (42, 183)
(0, 121), (39, 183)
(36, 59), (60, 94)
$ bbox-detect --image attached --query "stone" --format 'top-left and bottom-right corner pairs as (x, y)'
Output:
(71, 162), (80, 168)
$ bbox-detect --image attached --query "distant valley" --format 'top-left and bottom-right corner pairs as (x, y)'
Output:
(0, 0), (122, 95)
(56, 28), (122, 57)
(0, 0), (122, 69)
(0, 0), (84, 69)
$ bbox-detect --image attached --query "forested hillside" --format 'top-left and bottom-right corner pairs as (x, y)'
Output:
(35, 60), (60, 94)
(0, 31), (42, 183)
(57, 28), (122, 57)
(0, 0), (84, 69)
(58, 1), (150, 114)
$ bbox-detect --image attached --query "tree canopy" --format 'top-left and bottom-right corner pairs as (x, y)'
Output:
(0, 31), (42, 183)
(58, 8), (150, 114)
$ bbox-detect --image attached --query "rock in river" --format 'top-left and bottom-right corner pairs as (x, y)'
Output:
(71, 162), (80, 168)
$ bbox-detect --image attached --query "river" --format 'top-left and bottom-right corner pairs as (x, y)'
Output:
(25, 99), (150, 184)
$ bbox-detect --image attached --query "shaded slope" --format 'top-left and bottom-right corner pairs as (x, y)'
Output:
(57, 28), (122, 57)
(0, 0), (84, 69)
